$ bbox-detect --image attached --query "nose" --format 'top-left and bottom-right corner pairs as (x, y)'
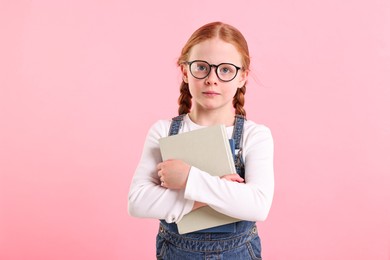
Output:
(205, 66), (218, 85)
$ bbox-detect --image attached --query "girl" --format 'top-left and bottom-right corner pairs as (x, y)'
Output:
(128, 21), (274, 259)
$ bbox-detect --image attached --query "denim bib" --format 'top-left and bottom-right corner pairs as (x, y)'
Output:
(165, 114), (246, 233)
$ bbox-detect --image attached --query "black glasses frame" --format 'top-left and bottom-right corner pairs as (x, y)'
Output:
(186, 60), (242, 82)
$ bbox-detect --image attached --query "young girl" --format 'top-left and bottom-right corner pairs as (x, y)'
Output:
(128, 21), (274, 259)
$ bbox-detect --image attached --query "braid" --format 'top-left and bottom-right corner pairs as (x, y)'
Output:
(177, 82), (192, 115)
(233, 85), (246, 117)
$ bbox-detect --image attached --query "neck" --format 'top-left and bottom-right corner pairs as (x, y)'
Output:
(188, 109), (236, 126)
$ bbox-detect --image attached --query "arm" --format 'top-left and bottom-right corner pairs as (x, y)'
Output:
(127, 120), (194, 223)
(190, 175), (244, 211)
(184, 124), (274, 221)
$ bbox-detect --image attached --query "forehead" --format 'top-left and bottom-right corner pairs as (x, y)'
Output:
(188, 38), (242, 65)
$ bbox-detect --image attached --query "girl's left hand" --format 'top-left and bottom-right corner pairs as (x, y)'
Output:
(220, 173), (244, 183)
(157, 159), (191, 190)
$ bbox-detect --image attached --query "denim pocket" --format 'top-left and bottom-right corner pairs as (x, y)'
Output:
(246, 235), (262, 260)
(156, 234), (167, 259)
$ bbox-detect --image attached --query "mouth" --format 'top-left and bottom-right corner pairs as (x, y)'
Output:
(202, 91), (220, 96)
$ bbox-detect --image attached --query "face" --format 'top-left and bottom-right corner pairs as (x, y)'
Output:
(181, 38), (248, 114)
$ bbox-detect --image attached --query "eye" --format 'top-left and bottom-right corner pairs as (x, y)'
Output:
(194, 62), (209, 72)
(197, 65), (207, 71)
(219, 65), (234, 74)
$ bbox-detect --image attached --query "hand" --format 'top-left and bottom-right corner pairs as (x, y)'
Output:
(192, 201), (207, 211)
(220, 173), (244, 183)
(157, 159), (191, 190)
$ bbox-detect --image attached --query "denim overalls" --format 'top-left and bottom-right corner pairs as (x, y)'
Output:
(156, 115), (262, 259)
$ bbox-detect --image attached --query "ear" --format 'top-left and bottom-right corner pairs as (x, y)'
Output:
(180, 64), (189, 83)
(237, 69), (249, 88)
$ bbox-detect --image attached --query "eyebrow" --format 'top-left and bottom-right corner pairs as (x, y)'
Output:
(189, 60), (241, 66)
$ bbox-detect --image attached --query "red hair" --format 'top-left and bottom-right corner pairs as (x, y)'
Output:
(177, 21), (250, 117)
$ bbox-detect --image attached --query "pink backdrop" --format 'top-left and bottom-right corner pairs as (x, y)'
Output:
(1, 0), (389, 259)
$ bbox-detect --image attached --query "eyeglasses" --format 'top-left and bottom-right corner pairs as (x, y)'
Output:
(186, 60), (242, 82)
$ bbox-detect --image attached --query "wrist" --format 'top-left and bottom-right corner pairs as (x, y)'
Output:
(182, 165), (191, 189)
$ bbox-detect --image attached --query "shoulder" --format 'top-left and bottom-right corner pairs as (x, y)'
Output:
(244, 119), (272, 139)
(146, 118), (173, 140)
(243, 119), (273, 150)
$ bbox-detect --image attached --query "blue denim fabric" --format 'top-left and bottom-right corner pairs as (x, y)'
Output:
(231, 115), (245, 179)
(156, 221), (262, 259)
(168, 114), (185, 136)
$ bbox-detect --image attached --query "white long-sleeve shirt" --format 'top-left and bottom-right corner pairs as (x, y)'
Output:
(128, 114), (274, 223)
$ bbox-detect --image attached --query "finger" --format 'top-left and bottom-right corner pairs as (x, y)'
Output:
(156, 162), (163, 171)
(220, 175), (244, 182)
(230, 174), (244, 181)
(232, 176), (244, 182)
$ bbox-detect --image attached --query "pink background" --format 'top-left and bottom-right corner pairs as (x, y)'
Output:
(1, 0), (389, 259)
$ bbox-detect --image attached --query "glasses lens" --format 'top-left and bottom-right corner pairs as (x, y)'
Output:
(217, 64), (238, 81)
(190, 61), (210, 79)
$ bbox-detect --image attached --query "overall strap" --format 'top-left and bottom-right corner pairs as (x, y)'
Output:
(232, 115), (246, 179)
(168, 114), (185, 136)
(232, 115), (245, 149)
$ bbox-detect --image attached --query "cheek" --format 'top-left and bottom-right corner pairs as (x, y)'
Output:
(187, 83), (198, 97)
(223, 84), (239, 97)
(188, 79), (202, 90)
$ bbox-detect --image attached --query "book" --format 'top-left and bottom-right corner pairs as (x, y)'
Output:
(159, 125), (241, 234)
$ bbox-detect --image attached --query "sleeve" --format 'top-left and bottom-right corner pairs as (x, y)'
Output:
(127, 120), (194, 223)
(184, 125), (274, 221)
